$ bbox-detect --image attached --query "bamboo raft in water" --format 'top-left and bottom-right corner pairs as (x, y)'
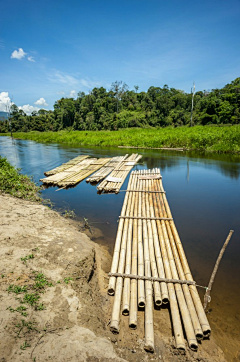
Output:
(40, 158), (97, 186)
(108, 168), (211, 353)
(86, 155), (129, 183)
(44, 155), (89, 176)
(97, 153), (142, 193)
(57, 158), (111, 187)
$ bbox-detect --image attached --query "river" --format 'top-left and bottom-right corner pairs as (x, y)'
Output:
(1, 135), (240, 361)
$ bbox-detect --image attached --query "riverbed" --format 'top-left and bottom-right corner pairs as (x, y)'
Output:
(1, 136), (240, 361)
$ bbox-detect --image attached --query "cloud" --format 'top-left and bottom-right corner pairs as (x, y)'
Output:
(11, 48), (26, 60)
(0, 92), (12, 112)
(69, 90), (76, 98)
(27, 56), (35, 62)
(34, 97), (48, 106)
(49, 71), (78, 86)
(19, 104), (40, 115)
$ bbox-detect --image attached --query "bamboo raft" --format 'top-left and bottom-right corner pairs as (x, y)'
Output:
(86, 155), (129, 183)
(108, 168), (211, 352)
(44, 155), (89, 176)
(57, 158), (111, 187)
(97, 153), (142, 193)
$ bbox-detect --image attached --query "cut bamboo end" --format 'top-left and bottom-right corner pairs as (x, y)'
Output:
(110, 321), (120, 334)
(144, 342), (154, 353)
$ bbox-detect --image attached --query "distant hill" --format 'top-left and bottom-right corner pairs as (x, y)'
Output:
(0, 111), (8, 121)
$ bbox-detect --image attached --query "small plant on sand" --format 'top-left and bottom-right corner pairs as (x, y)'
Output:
(21, 254), (34, 263)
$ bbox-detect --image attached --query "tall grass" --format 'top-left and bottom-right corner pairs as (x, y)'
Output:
(0, 156), (41, 201)
(2, 125), (240, 153)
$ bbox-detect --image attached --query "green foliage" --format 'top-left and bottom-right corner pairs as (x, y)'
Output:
(0, 78), (239, 134)
(8, 125), (240, 153)
(0, 156), (41, 201)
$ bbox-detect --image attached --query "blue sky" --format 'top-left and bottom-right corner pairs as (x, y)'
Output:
(1, 0), (240, 113)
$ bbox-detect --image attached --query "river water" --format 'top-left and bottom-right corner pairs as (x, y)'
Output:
(1, 136), (240, 360)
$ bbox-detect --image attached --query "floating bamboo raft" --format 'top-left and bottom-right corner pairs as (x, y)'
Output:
(108, 168), (211, 353)
(97, 153), (142, 193)
(86, 155), (129, 183)
(44, 155), (89, 176)
(57, 158), (111, 187)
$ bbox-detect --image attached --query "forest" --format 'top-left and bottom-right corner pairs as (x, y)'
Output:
(0, 78), (239, 133)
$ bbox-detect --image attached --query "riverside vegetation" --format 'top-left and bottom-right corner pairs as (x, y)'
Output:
(1, 77), (240, 153)
(0, 156), (41, 201)
(4, 126), (240, 153)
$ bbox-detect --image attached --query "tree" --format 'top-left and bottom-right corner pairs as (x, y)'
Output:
(110, 81), (129, 113)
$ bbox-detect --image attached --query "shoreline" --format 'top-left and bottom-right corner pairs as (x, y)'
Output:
(0, 193), (228, 361)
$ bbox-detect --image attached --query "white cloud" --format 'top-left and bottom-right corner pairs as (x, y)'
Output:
(11, 48), (26, 60)
(0, 92), (12, 112)
(19, 105), (40, 115)
(69, 90), (76, 98)
(57, 91), (65, 95)
(27, 56), (35, 62)
(49, 71), (78, 86)
(34, 97), (48, 106)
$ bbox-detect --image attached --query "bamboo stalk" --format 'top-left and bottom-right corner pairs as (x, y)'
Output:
(140, 170), (155, 352)
(122, 173), (137, 316)
(108, 173), (134, 295)
(148, 176), (169, 304)
(203, 230), (234, 310)
(153, 177), (198, 351)
(129, 179), (138, 329)
(151, 170), (186, 351)
(158, 176), (211, 338)
(110, 174), (136, 333)
(137, 173), (145, 309)
(145, 170), (162, 307)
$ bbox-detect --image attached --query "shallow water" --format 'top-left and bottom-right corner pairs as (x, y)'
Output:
(1, 136), (240, 360)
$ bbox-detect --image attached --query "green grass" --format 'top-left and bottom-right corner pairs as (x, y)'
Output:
(0, 156), (41, 201)
(2, 125), (240, 153)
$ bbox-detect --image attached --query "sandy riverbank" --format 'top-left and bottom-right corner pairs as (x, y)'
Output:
(0, 194), (227, 362)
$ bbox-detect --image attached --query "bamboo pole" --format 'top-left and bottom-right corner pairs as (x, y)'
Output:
(152, 171), (203, 340)
(122, 173), (137, 316)
(203, 230), (234, 310)
(110, 174), (136, 333)
(153, 177), (198, 351)
(140, 170), (154, 352)
(144, 170), (162, 307)
(129, 179), (138, 329)
(148, 177), (169, 304)
(137, 172), (145, 309)
(108, 173), (133, 295)
(158, 176), (211, 338)
(151, 171), (186, 351)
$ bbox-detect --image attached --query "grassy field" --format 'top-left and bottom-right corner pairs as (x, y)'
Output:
(0, 156), (41, 201)
(1, 125), (240, 153)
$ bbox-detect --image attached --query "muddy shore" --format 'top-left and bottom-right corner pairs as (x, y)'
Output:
(0, 194), (227, 362)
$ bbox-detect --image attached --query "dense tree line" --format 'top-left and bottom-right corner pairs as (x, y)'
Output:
(0, 78), (239, 133)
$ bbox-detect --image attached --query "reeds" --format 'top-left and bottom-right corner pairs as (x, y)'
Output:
(97, 153), (142, 193)
(108, 168), (211, 352)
